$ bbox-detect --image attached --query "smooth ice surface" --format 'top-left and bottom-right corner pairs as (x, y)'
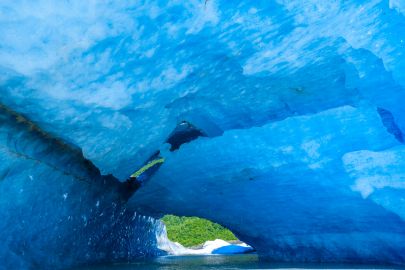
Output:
(1, 0), (405, 268)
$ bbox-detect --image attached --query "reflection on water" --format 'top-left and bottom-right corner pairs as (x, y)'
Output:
(73, 254), (400, 270)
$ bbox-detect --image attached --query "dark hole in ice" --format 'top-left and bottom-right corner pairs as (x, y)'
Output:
(125, 151), (164, 195)
(166, 121), (206, 151)
(125, 121), (205, 195)
(377, 107), (404, 143)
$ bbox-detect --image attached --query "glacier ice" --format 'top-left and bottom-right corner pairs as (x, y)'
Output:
(130, 105), (405, 263)
(1, 0), (405, 268)
(0, 107), (163, 269)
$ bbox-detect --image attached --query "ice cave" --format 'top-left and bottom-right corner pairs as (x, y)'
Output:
(1, 0), (405, 269)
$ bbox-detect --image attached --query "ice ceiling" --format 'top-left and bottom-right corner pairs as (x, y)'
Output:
(1, 0), (405, 268)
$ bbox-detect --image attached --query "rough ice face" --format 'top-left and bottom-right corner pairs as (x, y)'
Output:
(130, 105), (405, 263)
(344, 146), (405, 215)
(0, 107), (163, 270)
(1, 0), (405, 267)
(1, 0), (404, 179)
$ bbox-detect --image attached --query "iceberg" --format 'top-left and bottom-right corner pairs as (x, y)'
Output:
(1, 0), (405, 268)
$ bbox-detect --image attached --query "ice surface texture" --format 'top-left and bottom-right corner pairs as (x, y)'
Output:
(1, 0), (405, 267)
(0, 107), (163, 269)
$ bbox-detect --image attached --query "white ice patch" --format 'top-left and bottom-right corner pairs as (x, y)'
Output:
(390, 0), (405, 14)
(343, 146), (405, 198)
(184, 0), (220, 35)
(0, 1), (134, 76)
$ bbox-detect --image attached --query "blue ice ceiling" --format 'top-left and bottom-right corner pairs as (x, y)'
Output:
(1, 0), (405, 268)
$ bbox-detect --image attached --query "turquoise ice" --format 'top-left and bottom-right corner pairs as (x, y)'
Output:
(1, 0), (405, 268)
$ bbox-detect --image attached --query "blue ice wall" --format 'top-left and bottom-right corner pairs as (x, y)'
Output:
(130, 105), (405, 263)
(0, 107), (162, 269)
(1, 0), (405, 266)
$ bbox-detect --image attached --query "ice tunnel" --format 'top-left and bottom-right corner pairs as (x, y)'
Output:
(1, 0), (405, 268)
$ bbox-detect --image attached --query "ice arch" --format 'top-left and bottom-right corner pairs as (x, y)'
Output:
(1, 0), (405, 268)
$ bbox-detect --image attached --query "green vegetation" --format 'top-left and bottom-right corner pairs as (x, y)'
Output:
(161, 215), (238, 247)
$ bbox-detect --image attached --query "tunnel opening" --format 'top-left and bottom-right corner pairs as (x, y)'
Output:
(125, 121), (206, 195)
(166, 121), (206, 151)
(158, 215), (254, 255)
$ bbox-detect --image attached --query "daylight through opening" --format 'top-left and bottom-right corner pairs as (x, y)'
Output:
(159, 215), (254, 255)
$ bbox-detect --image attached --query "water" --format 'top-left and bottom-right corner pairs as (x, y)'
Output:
(73, 254), (401, 270)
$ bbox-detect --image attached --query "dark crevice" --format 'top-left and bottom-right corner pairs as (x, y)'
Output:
(0, 104), (79, 152)
(377, 107), (404, 143)
(124, 121), (206, 196)
(0, 107), (210, 201)
(0, 167), (10, 182)
(123, 151), (165, 197)
(0, 104), (124, 190)
(166, 121), (206, 151)
(0, 144), (92, 183)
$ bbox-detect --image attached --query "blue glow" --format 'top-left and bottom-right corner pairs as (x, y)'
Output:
(1, 0), (405, 268)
